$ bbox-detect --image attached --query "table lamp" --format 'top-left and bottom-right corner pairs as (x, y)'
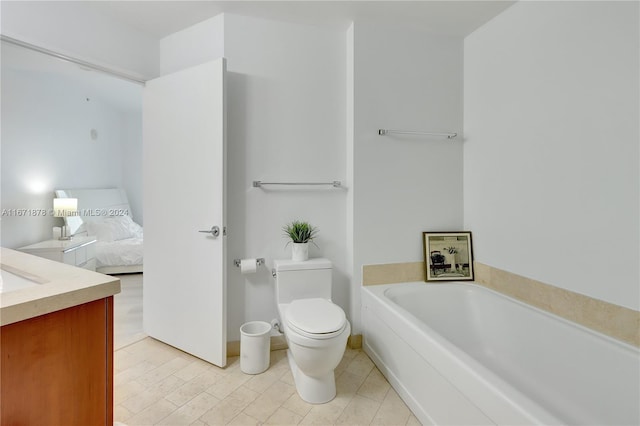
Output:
(53, 198), (77, 240)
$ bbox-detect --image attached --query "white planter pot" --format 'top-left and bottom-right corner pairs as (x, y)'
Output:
(292, 243), (309, 261)
(444, 252), (457, 272)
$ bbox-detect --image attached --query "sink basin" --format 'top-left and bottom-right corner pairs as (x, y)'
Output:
(0, 265), (48, 293)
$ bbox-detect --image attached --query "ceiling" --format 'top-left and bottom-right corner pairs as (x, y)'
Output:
(1, 41), (144, 112)
(2, 1), (515, 113)
(87, 1), (516, 39)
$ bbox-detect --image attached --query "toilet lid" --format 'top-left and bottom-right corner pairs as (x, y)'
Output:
(286, 298), (346, 335)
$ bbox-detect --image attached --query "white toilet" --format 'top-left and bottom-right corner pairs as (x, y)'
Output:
(273, 258), (350, 404)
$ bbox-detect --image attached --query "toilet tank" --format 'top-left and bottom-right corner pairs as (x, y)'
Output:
(273, 258), (332, 304)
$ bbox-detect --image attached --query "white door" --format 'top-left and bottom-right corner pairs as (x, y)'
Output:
(143, 58), (227, 366)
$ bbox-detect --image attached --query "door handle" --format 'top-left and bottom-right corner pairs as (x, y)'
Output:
(199, 226), (220, 237)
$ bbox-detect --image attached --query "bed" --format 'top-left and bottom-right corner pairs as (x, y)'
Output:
(54, 188), (143, 274)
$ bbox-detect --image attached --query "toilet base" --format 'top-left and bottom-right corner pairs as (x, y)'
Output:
(287, 349), (336, 404)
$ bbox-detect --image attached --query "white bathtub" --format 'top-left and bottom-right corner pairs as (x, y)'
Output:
(361, 282), (640, 425)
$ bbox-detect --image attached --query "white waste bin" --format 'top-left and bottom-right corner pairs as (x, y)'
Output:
(240, 321), (271, 374)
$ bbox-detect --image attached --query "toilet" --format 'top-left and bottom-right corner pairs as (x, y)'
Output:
(273, 258), (350, 404)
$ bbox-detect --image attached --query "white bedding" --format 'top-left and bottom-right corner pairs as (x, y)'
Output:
(55, 188), (144, 274)
(84, 215), (144, 269)
(95, 237), (143, 268)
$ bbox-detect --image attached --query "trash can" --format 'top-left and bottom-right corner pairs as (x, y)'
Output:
(240, 321), (271, 374)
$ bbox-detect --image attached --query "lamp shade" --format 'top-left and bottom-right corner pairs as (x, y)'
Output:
(53, 198), (77, 217)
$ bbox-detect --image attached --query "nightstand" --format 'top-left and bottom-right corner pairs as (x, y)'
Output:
(18, 236), (97, 271)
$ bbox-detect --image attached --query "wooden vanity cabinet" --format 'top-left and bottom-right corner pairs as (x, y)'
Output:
(1, 296), (114, 425)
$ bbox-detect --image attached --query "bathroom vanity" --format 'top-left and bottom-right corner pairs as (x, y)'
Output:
(0, 247), (120, 425)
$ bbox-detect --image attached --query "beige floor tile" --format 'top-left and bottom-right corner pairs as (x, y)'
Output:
(279, 369), (295, 386)
(114, 336), (418, 426)
(335, 395), (381, 425)
(299, 403), (346, 425)
(332, 370), (367, 408)
(281, 392), (313, 418)
(156, 373), (188, 395)
(244, 369), (283, 393)
(243, 380), (296, 421)
(136, 356), (193, 387)
(175, 358), (214, 382)
(200, 386), (260, 425)
(121, 384), (169, 414)
(114, 403), (135, 423)
(115, 379), (147, 405)
(371, 388), (412, 425)
(356, 368), (390, 402)
(227, 411), (262, 425)
(206, 370), (252, 400)
(334, 354), (353, 377)
(343, 347), (359, 360)
(242, 395), (282, 422)
(186, 391), (222, 412)
(126, 397), (179, 426)
(113, 285), (418, 425)
(345, 351), (375, 378)
(132, 340), (184, 366)
(115, 348), (153, 372)
(115, 360), (158, 387)
(265, 407), (304, 425)
(165, 381), (220, 408)
(219, 356), (241, 374)
(269, 349), (289, 364)
(156, 401), (215, 426)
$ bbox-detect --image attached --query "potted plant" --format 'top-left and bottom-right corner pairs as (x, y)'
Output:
(283, 220), (318, 261)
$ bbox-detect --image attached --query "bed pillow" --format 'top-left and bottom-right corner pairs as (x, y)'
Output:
(120, 215), (143, 238)
(85, 217), (135, 242)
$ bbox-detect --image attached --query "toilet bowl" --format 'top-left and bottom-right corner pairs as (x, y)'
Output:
(278, 298), (350, 403)
(273, 258), (350, 404)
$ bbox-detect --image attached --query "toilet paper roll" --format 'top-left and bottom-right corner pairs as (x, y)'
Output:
(240, 258), (257, 274)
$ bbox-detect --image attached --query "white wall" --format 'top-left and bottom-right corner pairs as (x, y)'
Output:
(121, 112), (144, 224)
(0, 1), (158, 79)
(224, 14), (347, 341)
(1, 67), (141, 248)
(158, 13), (347, 341)
(464, 1), (639, 310)
(349, 22), (464, 332)
(159, 14), (224, 76)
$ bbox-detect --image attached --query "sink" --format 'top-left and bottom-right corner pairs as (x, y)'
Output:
(0, 265), (48, 293)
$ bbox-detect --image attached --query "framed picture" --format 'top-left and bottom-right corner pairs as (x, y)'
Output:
(423, 231), (474, 281)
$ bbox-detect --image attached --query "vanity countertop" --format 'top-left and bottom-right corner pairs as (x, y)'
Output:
(0, 247), (120, 326)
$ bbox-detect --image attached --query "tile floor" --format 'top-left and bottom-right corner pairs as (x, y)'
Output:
(114, 338), (419, 425)
(112, 273), (419, 425)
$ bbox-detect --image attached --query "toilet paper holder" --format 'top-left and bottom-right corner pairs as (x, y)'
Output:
(233, 258), (265, 268)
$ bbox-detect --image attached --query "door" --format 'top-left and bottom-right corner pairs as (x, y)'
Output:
(143, 58), (227, 366)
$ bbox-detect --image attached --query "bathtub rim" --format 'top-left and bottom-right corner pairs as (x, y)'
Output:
(370, 281), (639, 352)
(363, 281), (640, 425)
(361, 280), (640, 425)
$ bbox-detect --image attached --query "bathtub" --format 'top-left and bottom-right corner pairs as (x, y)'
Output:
(361, 282), (640, 425)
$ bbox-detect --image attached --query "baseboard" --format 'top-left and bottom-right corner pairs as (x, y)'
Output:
(348, 334), (363, 349)
(226, 333), (362, 356)
(227, 335), (287, 357)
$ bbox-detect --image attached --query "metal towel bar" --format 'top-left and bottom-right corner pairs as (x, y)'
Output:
(253, 181), (341, 188)
(378, 129), (457, 139)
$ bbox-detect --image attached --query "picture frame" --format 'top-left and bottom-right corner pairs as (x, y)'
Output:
(423, 231), (474, 281)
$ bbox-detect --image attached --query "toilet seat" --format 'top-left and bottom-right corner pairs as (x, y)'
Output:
(286, 298), (347, 340)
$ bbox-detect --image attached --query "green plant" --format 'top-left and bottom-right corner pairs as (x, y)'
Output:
(282, 220), (318, 245)
(443, 246), (458, 254)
